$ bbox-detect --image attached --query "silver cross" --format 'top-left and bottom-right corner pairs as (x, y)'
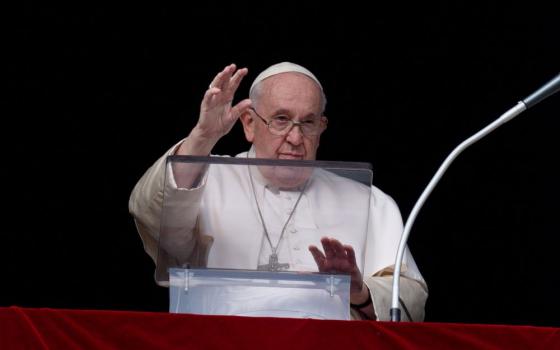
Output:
(257, 253), (290, 272)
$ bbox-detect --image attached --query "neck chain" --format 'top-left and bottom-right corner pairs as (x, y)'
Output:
(247, 154), (308, 272)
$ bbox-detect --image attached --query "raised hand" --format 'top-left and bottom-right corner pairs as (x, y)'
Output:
(194, 64), (252, 141)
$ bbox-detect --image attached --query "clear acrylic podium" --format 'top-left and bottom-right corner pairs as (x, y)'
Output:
(158, 155), (373, 320)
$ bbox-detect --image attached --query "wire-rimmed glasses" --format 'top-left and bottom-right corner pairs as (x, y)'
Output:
(249, 107), (326, 137)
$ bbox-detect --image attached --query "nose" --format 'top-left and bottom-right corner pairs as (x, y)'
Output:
(285, 124), (304, 145)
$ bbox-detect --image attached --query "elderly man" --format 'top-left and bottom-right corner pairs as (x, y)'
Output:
(129, 62), (428, 320)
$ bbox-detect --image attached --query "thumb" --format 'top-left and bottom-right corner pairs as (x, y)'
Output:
(230, 99), (252, 121)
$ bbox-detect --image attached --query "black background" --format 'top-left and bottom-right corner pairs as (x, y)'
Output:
(3, 2), (560, 326)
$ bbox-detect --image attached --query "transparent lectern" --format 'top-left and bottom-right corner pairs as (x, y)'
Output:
(157, 155), (373, 320)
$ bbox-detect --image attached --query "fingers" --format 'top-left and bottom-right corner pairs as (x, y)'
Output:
(320, 237), (346, 260)
(321, 237), (336, 259)
(208, 64), (236, 91)
(308, 245), (328, 272)
(202, 65), (234, 110)
(344, 244), (358, 267)
(207, 64), (248, 94)
(194, 64), (249, 141)
(310, 237), (362, 277)
(202, 64), (248, 111)
(230, 98), (252, 120)
(227, 67), (248, 94)
(202, 86), (221, 102)
(200, 87), (222, 113)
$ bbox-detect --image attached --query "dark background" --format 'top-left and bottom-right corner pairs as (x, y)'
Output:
(3, 2), (559, 326)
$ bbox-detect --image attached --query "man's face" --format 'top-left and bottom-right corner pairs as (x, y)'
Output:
(241, 72), (327, 161)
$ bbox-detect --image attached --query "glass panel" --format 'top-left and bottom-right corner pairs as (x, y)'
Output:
(158, 156), (373, 319)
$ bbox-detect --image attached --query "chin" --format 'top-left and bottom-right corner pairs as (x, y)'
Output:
(262, 166), (313, 189)
(278, 155), (304, 160)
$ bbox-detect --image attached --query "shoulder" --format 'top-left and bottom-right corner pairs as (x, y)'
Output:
(312, 168), (369, 189)
(234, 151), (249, 158)
(370, 184), (396, 204)
(313, 168), (399, 212)
(368, 184), (402, 223)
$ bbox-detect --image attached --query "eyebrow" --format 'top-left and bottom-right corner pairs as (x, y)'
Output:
(270, 108), (319, 120)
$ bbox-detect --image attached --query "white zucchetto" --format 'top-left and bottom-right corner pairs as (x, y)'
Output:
(249, 62), (323, 95)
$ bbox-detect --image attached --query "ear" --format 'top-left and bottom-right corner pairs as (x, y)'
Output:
(320, 115), (328, 132)
(239, 110), (255, 142)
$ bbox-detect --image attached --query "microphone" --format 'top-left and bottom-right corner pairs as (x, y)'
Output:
(522, 73), (560, 108)
(390, 72), (560, 322)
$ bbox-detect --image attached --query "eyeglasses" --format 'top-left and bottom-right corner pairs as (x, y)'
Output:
(249, 107), (325, 137)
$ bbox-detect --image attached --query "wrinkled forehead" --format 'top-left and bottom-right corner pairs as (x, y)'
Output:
(256, 73), (323, 112)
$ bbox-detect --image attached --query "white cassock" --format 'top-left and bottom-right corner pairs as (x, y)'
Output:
(129, 142), (428, 321)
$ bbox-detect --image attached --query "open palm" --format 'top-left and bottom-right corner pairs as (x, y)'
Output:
(197, 64), (252, 140)
(309, 237), (364, 294)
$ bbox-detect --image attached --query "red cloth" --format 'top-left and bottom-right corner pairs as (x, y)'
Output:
(1, 306), (559, 350)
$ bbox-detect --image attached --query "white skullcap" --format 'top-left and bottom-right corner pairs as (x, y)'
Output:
(249, 62), (323, 95)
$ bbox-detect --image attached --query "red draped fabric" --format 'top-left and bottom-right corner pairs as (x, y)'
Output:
(1, 307), (559, 349)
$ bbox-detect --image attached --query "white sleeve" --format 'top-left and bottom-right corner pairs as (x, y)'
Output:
(365, 275), (428, 321)
(361, 186), (428, 321)
(128, 140), (207, 265)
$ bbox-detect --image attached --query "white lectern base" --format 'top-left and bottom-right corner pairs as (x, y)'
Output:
(169, 268), (351, 320)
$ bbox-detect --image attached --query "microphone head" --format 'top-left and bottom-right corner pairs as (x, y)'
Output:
(522, 73), (560, 109)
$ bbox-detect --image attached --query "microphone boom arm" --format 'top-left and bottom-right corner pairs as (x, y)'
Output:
(390, 101), (527, 321)
(390, 71), (560, 322)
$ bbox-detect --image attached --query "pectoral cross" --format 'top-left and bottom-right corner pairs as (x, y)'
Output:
(257, 253), (290, 272)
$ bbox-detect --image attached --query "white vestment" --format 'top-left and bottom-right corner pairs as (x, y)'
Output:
(129, 143), (428, 321)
